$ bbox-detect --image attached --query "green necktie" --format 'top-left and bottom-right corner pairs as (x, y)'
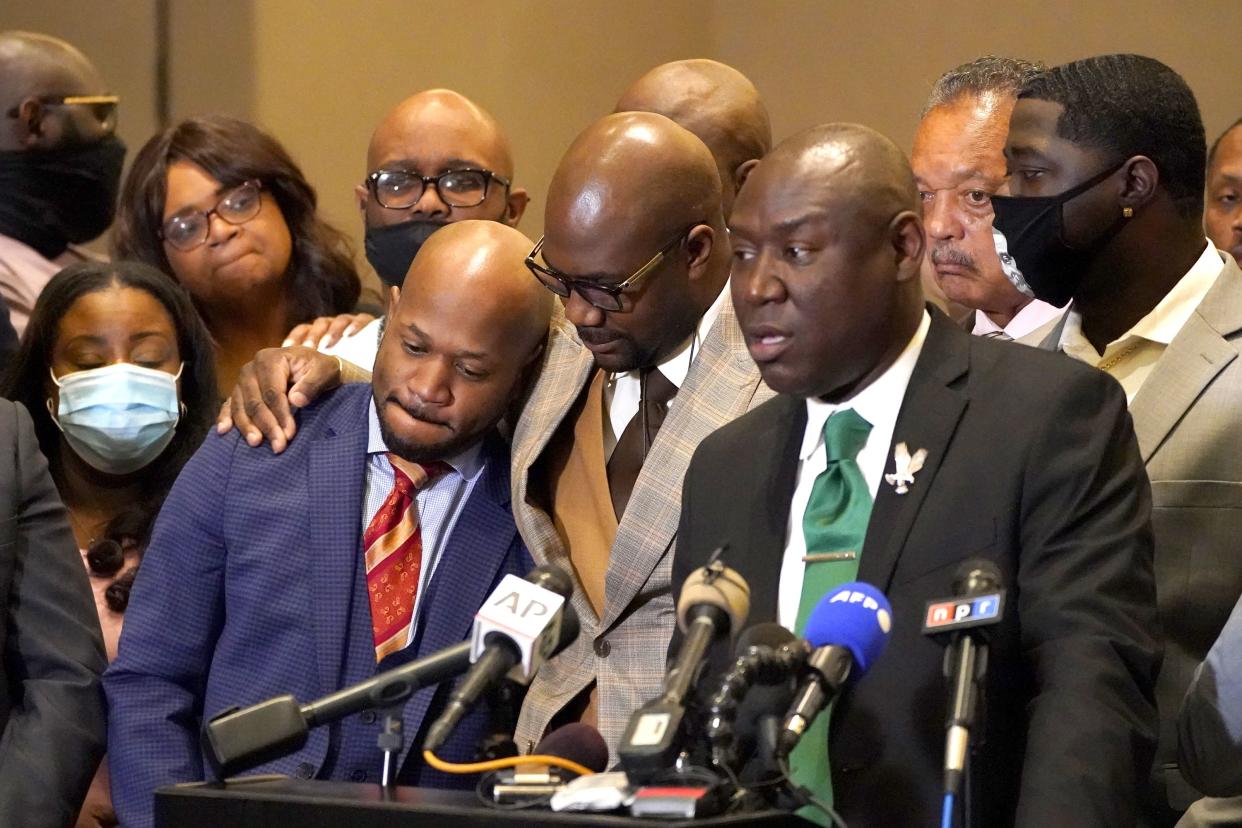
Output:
(792, 407), (873, 824)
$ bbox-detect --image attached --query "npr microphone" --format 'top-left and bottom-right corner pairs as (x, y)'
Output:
(775, 582), (892, 759)
(619, 555), (750, 782)
(923, 558), (1005, 800)
(424, 565), (578, 752)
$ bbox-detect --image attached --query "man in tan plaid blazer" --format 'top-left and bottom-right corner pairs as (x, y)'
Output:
(510, 112), (773, 756)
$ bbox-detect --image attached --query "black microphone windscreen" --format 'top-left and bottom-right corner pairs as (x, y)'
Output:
(527, 564), (574, 599)
(735, 622), (797, 655)
(552, 604), (580, 656)
(534, 722), (609, 773)
(953, 558), (1004, 596)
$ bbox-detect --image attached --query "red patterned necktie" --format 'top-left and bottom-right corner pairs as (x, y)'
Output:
(362, 454), (451, 661)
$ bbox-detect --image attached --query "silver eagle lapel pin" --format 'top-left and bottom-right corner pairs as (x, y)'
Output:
(884, 442), (927, 495)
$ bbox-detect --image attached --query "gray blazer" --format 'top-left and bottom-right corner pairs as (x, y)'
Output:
(1041, 251), (1242, 814)
(0, 400), (107, 827)
(510, 297), (772, 755)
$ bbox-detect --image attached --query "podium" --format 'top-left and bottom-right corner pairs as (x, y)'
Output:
(156, 777), (813, 827)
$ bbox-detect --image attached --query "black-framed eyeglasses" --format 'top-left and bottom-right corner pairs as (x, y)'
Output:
(5, 94), (120, 133)
(159, 179), (264, 252)
(526, 225), (698, 312)
(364, 167), (510, 210)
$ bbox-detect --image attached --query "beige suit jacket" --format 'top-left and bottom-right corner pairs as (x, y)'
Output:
(1040, 252), (1242, 814)
(510, 296), (772, 754)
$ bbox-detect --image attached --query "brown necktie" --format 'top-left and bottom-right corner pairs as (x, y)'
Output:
(981, 329), (1014, 341)
(607, 368), (677, 520)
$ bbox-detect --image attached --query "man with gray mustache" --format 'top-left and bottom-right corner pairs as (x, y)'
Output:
(913, 56), (1063, 343)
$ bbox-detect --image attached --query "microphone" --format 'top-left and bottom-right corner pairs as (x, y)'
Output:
(618, 555), (750, 783)
(491, 723), (609, 803)
(204, 565), (577, 777)
(923, 559), (1005, 801)
(424, 565), (577, 752)
(775, 582), (892, 759)
(204, 642), (470, 778)
(705, 623), (807, 772)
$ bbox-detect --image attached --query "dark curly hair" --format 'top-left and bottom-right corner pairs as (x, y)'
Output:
(1, 260), (218, 612)
(110, 114), (360, 326)
(1019, 54), (1206, 218)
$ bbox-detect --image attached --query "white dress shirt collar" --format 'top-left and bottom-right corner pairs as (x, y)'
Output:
(800, 309), (931, 465)
(603, 281), (729, 456)
(639, 280), (729, 391)
(1060, 241), (1223, 357)
(971, 298), (1064, 340)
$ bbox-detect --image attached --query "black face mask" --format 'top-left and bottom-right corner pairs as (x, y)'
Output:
(990, 161), (1128, 308)
(364, 219), (449, 288)
(0, 135), (127, 259)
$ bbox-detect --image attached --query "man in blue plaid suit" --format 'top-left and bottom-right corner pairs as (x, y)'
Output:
(104, 222), (552, 828)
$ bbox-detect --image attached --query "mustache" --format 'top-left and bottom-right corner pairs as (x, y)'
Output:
(384, 396), (451, 429)
(930, 244), (977, 271)
(575, 326), (621, 346)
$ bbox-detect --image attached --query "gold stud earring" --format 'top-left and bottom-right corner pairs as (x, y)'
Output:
(1122, 206), (1134, 218)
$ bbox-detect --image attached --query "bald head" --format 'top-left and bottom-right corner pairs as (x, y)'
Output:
(541, 111), (729, 372)
(0, 31), (107, 151)
(373, 220), (550, 461)
(549, 111), (722, 248)
(729, 124), (925, 401)
(760, 123), (919, 223)
(616, 59), (771, 217)
(403, 220), (551, 355)
(367, 89), (513, 177)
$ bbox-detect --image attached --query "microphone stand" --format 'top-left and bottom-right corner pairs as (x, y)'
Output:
(942, 633), (988, 827)
(378, 704), (406, 790)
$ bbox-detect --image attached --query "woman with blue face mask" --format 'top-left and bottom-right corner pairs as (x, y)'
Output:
(0, 259), (216, 827)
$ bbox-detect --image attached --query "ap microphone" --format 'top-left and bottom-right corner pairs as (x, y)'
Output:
(424, 565), (578, 752)
(923, 558), (1005, 802)
(705, 623), (806, 772)
(205, 643), (470, 778)
(491, 723), (610, 803)
(618, 555), (750, 783)
(775, 582), (892, 759)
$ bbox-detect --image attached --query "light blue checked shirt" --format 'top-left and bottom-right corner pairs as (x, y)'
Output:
(363, 399), (484, 646)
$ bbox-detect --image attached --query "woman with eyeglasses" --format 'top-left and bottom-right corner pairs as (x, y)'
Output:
(0, 259), (217, 828)
(111, 114), (360, 396)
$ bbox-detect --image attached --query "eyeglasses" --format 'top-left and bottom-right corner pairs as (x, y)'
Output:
(364, 167), (510, 210)
(526, 225), (697, 312)
(159, 180), (264, 252)
(5, 94), (120, 133)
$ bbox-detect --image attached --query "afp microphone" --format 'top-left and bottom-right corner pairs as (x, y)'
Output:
(424, 565), (577, 752)
(775, 582), (892, 759)
(922, 558), (1005, 801)
(619, 557), (750, 782)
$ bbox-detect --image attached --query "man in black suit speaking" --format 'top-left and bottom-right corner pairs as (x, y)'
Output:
(672, 123), (1161, 826)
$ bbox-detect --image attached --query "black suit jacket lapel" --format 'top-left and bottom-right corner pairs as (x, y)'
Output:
(859, 312), (970, 592)
(741, 395), (806, 625)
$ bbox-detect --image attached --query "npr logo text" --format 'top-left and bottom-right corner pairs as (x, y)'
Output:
(924, 594), (1002, 630)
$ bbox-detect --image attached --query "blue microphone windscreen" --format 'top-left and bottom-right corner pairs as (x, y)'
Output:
(803, 581), (893, 675)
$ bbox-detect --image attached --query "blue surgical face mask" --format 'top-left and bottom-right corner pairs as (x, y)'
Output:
(48, 362), (184, 475)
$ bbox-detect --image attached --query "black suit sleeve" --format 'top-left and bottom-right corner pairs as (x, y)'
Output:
(0, 402), (107, 827)
(1013, 369), (1161, 827)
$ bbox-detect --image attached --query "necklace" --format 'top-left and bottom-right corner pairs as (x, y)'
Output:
(1098, 342), (1142, 372)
